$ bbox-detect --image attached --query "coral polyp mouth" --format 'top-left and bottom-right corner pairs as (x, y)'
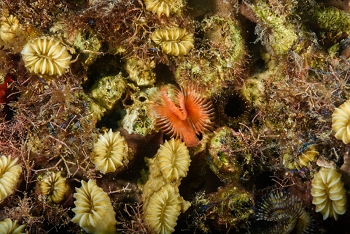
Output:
(214, 89), (251, 129)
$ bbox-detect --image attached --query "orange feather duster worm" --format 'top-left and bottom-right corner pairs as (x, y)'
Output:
(150, 84), (214, 147)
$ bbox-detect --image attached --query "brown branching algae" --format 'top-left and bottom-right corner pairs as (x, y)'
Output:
(2, 0), (350, 232)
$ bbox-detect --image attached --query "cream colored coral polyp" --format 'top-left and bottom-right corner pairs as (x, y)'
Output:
(71, 179), (117, 234)
(144, 183), (182, 234)
(21, 37), (72, 76)
(0, 15), (19, 43)
(156, 138), (191, 182)
(311, 168), (347, 220)
(39, 171), (68, 203)
(92, 129), (128, 174)
(332, 100), (350, 144)
(151, 28), (194, 56)
(0, 155), (22, 202)
(0, 218), (25, 234)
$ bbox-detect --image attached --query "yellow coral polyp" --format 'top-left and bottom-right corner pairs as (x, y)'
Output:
(144, 183), (182, 234)
(297, 145), (319, 168)
(311, 168), (347, 220)
(332, 99), (350, 144)
(0, 15), (19, 43)
(0, 155), (22, 202)
(21, 37), (72, 76)
(156, 138), (191, 182)
(39, 171), (68, 204)
(92, 129), (129, 174)
(151, 28), (194, 56)
(0, 218), (25, 234)
(71, 180), (117, 234)
(144, 0), (184, 17)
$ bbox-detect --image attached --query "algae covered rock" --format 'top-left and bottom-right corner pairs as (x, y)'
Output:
(90, 72), (126, 110)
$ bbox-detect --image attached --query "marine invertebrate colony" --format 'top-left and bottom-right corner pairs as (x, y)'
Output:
(0, 155), (22, 202)
(150, 84), (214, 147)
(39, 171), (68, 204)
(332, 99), (350, 144)
(143, 183), (183, 234)
(151, 28), (194, 56)
(0, 15), (19, 43)
(71, 180), (117, 234)
(144, 0), (184, 17)
(156, 138), (191, 182)
(0, 218), (25, 234)
(91, 129), (129, 174)
(311, 167), (347, 220)
(21, 37), (72, 76)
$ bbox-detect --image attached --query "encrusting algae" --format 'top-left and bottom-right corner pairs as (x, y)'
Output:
(2, 0), (350, 232)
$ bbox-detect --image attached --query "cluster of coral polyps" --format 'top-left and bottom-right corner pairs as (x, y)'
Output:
(142, 139), (191, 233)
(3, 0), (350, 232)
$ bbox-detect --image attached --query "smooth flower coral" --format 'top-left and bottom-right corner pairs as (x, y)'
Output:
(311, 167), (347, 220)
(71, 179), (117, 234)
(144, 0), (184, 17)
(332, 99), (350, 144)
(144, 183), (182, 234)
(39, 171), (68, 203)
(156, 138), (191, 181)
(150, 84), (214, 147)
(21, 37), (72, 76)
(92, 129), (129, 174)
(0, 155), (22, 202)
(0, 218), (25, 234)
(151, 28), (194, 56)
(0, 15), (19, 43)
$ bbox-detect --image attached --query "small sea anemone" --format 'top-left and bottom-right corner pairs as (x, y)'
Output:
(0, 218), (25, 234)
(143, 0), (184, 17)
(0, 155), (22, 202)
(39, 171), (68, 204)
(21, 37), (72, 76)
(332, 99), (350, 144)
(156, 138), (191, 182)
(311, 167), (347, 220)
(256, 190), (314, 233)
(150, 28), (194, 56)
(91, 129), (129, 174)
(150, 84), (214, 147)
(71, 179), (117, 234)
(0, 15), (19, 43)
(144, 183), (183, 234)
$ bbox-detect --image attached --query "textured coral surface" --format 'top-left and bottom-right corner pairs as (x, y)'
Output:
(1, 0), (350, 233)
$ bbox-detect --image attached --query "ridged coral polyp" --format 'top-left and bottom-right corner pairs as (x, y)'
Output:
(151, 85), (214, 147)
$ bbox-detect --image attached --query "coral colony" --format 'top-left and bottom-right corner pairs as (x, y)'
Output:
(3, 0), (350, 233)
